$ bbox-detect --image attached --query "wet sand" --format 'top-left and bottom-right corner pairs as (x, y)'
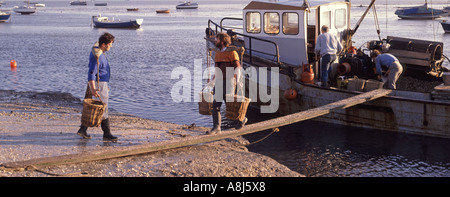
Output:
(0, 90), (302, 177)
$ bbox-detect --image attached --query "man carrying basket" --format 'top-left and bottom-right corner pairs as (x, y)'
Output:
(207, 32), (248, 135)
(77, 32), (118, 142)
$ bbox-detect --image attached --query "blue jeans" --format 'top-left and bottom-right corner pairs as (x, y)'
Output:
(321, 54), (336, 87)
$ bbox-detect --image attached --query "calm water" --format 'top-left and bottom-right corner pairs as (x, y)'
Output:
(1, 0), (450, 177)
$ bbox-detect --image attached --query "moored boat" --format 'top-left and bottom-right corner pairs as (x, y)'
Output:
(127, 8), (139, 11)
(204, 0), (450, 138)
(0, 10), (11, 22)
(394, 2), (448, 19)
(156, 9), (170, 14)
(13, 5), (36, 15)
(441, 21), (450, 33)
(70, 0), (87, 6)
(92, 15), (143, 29)
(94, 2), (107, 6)
(176, 1), (198, 9)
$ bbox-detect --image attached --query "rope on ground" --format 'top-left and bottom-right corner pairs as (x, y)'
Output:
(245, 127), (280, 146)
(0, 164), (89, 177)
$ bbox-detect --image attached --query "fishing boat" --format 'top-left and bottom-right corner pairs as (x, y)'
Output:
(70, 0), (87, 6)
(13, 1), (36, 15)
(92, 15), (143, 28)
(176, 1), (198, 9)
(394, 1), (448, 19)
(204, 0), (450, 138)
(441, 21), (450, 33)
(127, 8), (139, 11)
(156, 9), (170, 14)
(0, 10), (10, 22)
(94, 2), (107, 6)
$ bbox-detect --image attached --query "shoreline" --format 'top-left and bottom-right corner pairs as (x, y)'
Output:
(0, 90), (302, 177)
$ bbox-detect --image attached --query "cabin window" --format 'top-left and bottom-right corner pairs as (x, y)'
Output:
(307, 9), (317, 26)
(335, 9), (346, 29)
(282, 12), (299, 35)
(246, 12), (261, 34)
(321, 11), (331, 29)
(264, 12), (280, 35)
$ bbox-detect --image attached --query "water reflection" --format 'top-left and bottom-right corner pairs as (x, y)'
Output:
(244, 108), (450, 177)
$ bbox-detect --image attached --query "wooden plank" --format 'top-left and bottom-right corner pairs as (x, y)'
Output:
(2, 89), (391, 170)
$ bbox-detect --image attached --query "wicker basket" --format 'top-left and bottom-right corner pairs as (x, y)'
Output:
(81, 98), (105, 127)
(225, 94), (251, 122)
(198, 91), (213, 115)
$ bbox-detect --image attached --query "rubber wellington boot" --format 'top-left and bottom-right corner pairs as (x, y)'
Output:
(235, 117), (248, 130)
(77, 125), (91, 139)
(101, 118), (118, 142)
(207, 109), (221, 135)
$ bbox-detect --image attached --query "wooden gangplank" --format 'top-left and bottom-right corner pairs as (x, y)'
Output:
(2, 89), (391, 170)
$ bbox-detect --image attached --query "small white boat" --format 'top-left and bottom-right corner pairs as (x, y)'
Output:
(35, 3), (45, 7)
(92, 15), (143, 29)
(176, 1), (198, 9)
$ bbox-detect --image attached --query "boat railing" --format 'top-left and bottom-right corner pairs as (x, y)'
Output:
(208, 18), (281, 66)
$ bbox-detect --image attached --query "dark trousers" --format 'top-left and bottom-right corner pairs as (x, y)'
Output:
(212, 80), (228, 113)
(321, 54), (336, 87)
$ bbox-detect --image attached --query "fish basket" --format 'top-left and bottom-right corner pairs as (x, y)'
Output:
(347, 78), (366, 92)
(198, 91), (213, 115)
(225, 94), (251, 122)
(81, 98), (105, 127)
(364, 79), (384, 92)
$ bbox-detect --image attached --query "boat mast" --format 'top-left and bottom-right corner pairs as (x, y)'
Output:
(344, 0), (377, 51)
(349, 0), (377, 37)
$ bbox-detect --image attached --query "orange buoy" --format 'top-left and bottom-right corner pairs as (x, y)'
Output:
(301, 64), (314, 84)
(10, 60), (17, 69)
(284, 88), (297, 100)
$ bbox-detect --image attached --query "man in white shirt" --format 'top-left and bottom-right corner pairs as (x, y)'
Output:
(314, 25), (343, 87)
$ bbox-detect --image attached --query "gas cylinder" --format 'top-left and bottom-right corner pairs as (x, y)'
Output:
(348, 46), (357, 54)
(284, 88), (297, 100)
(301, 64), (314, 84)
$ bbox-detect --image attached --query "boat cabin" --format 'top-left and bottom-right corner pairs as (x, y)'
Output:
(242, 0), (350, 66)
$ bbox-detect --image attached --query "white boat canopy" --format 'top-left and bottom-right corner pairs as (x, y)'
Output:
(242, 0), (351, 66)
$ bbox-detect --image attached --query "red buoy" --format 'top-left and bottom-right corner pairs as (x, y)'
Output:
(10, 60), (17, 69)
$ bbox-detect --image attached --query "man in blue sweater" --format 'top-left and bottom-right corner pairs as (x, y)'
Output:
(372, 49), (403, 89)
(315, 25), (343, 87)
(77, 32), (118, 142)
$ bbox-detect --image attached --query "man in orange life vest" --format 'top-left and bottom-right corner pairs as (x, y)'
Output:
(208, 32), (247, 135)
